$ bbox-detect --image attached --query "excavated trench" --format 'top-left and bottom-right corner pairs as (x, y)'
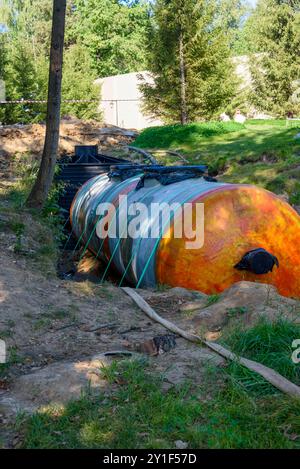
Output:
(56, 145), (134, 285)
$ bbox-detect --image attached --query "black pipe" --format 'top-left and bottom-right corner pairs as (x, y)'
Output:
(234, 248), (279, 275)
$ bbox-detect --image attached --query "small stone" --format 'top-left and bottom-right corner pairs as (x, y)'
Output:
(180, 300), (207, 312)
(161, 382), (174, 393)
(168, 287), (201, 299)
(175, 440), (189, 449)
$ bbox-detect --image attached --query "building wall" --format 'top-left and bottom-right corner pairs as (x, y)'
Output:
(96, 57), (262, 130)
(95, 71), (162, 130)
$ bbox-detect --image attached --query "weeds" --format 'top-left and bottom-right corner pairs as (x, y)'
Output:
(0, 329), (14, 339)
(0, 155), (66, 274)
(32, 318), (52, 331)
(226, 306), (248, 318)
(206, 294), (220, 306)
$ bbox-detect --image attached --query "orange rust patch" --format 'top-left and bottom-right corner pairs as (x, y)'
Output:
(156, 185), (300, 298)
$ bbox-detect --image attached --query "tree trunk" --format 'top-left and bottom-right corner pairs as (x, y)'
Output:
(26, 0), (66, 210)
(179, 32), (188, 125)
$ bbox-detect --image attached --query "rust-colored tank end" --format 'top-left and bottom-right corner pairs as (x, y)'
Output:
(234, 248), (279, 275)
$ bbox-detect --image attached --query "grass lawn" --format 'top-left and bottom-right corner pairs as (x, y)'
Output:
(134, 120), (300, 205)
(21, 319), (300, 449)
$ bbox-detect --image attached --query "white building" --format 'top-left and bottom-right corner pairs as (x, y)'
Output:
(95, 71), (162, 130)
(96, 56), (269, 130)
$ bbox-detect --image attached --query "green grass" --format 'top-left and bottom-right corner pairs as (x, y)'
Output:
(134, 121), (245, 148)
(221, 318), (300, 397)
(134, 119), (300, 205)
(226, 306), (248, 318)
(206, 293), (220, 306)
(21, 319), (300, 449)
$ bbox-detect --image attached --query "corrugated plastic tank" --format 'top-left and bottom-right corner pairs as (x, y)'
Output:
(70, 166), (300, 298)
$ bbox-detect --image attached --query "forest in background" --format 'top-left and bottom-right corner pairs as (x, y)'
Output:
(0, 0), (299, 125)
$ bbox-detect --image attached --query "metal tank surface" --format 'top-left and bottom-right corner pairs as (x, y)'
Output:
(70, 165), (300, 298)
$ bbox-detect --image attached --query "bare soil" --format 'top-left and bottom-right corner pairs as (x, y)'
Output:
(0, 119), (137, 178)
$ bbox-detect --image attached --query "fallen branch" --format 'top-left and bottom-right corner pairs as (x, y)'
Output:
(122, 287), (300, 398)
(127, 146), (158, 165)
(103, 351), (134, 357)
(151, 149), (189, 164)
(50, 321), (84, 332)
(83, 322), (118, 333)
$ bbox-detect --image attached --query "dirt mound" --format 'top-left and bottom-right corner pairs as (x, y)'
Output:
(192, 281), (300, 332)
(0, 119), (138, 177)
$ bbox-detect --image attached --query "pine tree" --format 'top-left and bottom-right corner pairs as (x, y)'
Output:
(0, 0), (51, 123)
(0, 3), (11, 123)
(0, 0), (100, 124)
(61, 43), (100, 120)
(0, 33), (8, 124)
(215, 0), (248, 53)
(141, 0), (237, 124)
(0, 35), (6, 82)
(249, 0), (300, 117)
(6, 37), (44, 123)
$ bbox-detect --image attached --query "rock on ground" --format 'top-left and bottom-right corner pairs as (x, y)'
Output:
(192, 281), (299, 331)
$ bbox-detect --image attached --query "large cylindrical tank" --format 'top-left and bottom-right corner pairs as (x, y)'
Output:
(70, 166), (300, 298)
